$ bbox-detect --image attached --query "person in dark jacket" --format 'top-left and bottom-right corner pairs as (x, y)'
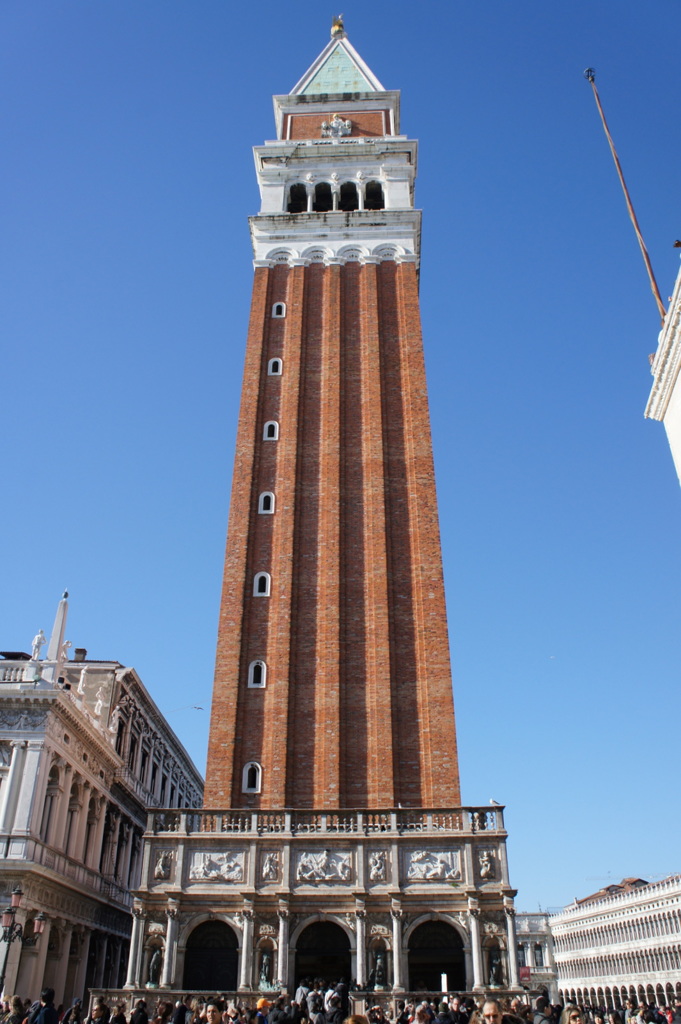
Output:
(132, 1002), (149, 1024)
(34, 990), (58, 1024)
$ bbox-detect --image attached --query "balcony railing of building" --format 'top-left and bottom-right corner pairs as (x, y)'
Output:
(146, 806), (505, 836)
(15, 837), (132, 909)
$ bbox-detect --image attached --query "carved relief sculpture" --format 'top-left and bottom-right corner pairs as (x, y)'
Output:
(321, 115), (351, 138)
(296, 850), (351, 883)
(406, 849), (461, 881)
(261, 851), (279, 881)
(154, 850), (172, 881)
(189, 851), (244, 882)
(479, 849), (496, 880)
(368, 850), (387, 883)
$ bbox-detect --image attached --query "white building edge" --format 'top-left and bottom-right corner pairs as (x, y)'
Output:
(646, 258), (681, 484)
(0, 593), (203, 1005)
(551, 875), (681, 1009)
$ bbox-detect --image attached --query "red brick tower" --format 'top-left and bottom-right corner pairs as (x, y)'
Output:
(205, 22), (459, 813)
(133, 23), (518, 998)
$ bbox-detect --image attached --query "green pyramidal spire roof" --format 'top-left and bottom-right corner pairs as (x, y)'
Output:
(291, 32), (386, 96)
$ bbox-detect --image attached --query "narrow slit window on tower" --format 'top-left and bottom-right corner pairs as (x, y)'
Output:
(272, 302), (286, 318)
(339, 181), (359, 212)
(287, 183), (307, 214)
(263, 421), (279, 440)
(268, 358), (282, 375)
(313, 182), (333, 212)
(364, 180), (385, 210)
(258, 492), (275, 514)
(248, 660), (267, 688)
(242, 762), (262, 793)
(253, 572), (271, 596)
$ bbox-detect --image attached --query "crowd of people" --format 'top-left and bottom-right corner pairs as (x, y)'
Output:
(4, 987), (681, 1024)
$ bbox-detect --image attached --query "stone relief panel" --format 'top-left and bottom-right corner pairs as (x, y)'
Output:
(260, 851), (280, 883)
(367, 849), (389, 884)
(404, 848), (461, 882)
(295, 849), (352, 884)
(153, 849), (174, 882)
(0, 709), (48, 730)
(477, 848), (496, 882)
(189, 850), (245, 882)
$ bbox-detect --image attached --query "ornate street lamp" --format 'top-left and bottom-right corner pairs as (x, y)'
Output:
(0, 888), (45, 994)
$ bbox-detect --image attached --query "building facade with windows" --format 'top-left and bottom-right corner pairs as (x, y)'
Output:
(551, 876), (681, 1008)
(0, 593), (202, 1004)
(515, 913), (558, 1002)
(112, 21), (521, 1002)
(646, 257), (681, 485)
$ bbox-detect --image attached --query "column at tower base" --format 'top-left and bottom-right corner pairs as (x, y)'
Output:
(105, 806), (520, 999)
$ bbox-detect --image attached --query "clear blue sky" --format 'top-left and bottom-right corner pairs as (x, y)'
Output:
(3, 1), (681, 911)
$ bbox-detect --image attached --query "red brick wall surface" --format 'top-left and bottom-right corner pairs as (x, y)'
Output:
(203, 260), (460, 809)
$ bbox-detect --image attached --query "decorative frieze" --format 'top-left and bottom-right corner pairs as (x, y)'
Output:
(189, 850), (245, 882)
(295, 849), (351, 883)
(405, 848), (461, 881)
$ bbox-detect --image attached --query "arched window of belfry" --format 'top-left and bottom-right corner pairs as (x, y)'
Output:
(339, 181), (359, 211)
(313, 183), (333, 212)
(364, 180), (384, 210)
(287, 184), (307, 214)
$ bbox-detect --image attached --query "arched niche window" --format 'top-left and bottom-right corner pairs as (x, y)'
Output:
(263, 421), (279, 441)
(271, 302), (286, 319)
(253, 572), (271, 596)
(287, 183), (307, 214)
(313, 182), (333, 213)
(248, 660), (267, 688)
(364, 180), (385, 210)
(268, 358), (282, 375)
(40, 765), (61, 843)
(242, 762), (262, 793)
(339, 181), (359, 212)
(258, 492), (275, 514)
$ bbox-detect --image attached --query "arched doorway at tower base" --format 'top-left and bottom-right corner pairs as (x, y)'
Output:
(407, 921), (465, 992)
(294, 922), (351, 988)
(183, 920), (239, 992)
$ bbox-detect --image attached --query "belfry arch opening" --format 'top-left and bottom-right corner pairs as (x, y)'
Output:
(364, 180), (384, 210)
(287, 183), (307, 213)
(339, 181), (359, 211)
(183, 920), (238, 991)
(294, 921), (351, 988)
(407, 920), (465, 992)
(313, 183), (333, 212)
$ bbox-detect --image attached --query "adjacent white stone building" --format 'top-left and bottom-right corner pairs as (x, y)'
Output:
(515, 913), (558, 1002)
(0, 593), (202, 1005)
(646, 257), (681, 484)
(551, 876), (681, 1008)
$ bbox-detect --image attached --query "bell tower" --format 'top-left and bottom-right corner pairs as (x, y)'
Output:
(132, 24), (519, 999)
(205, 20), (460, 813)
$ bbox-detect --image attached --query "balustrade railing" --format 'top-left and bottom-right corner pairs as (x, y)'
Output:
(147, 806), (505, 836)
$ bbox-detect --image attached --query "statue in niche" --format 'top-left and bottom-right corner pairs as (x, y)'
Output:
(31, 630), (47, 661)
(479, 850), (495, 880)
(147, 947), (162, 986)
(259, 949), (272, 987)
(488, 948), (503, 987)
(369, 850), (387, 882)
(374, 951), (387, 988)
(154, 851), (172, 880)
